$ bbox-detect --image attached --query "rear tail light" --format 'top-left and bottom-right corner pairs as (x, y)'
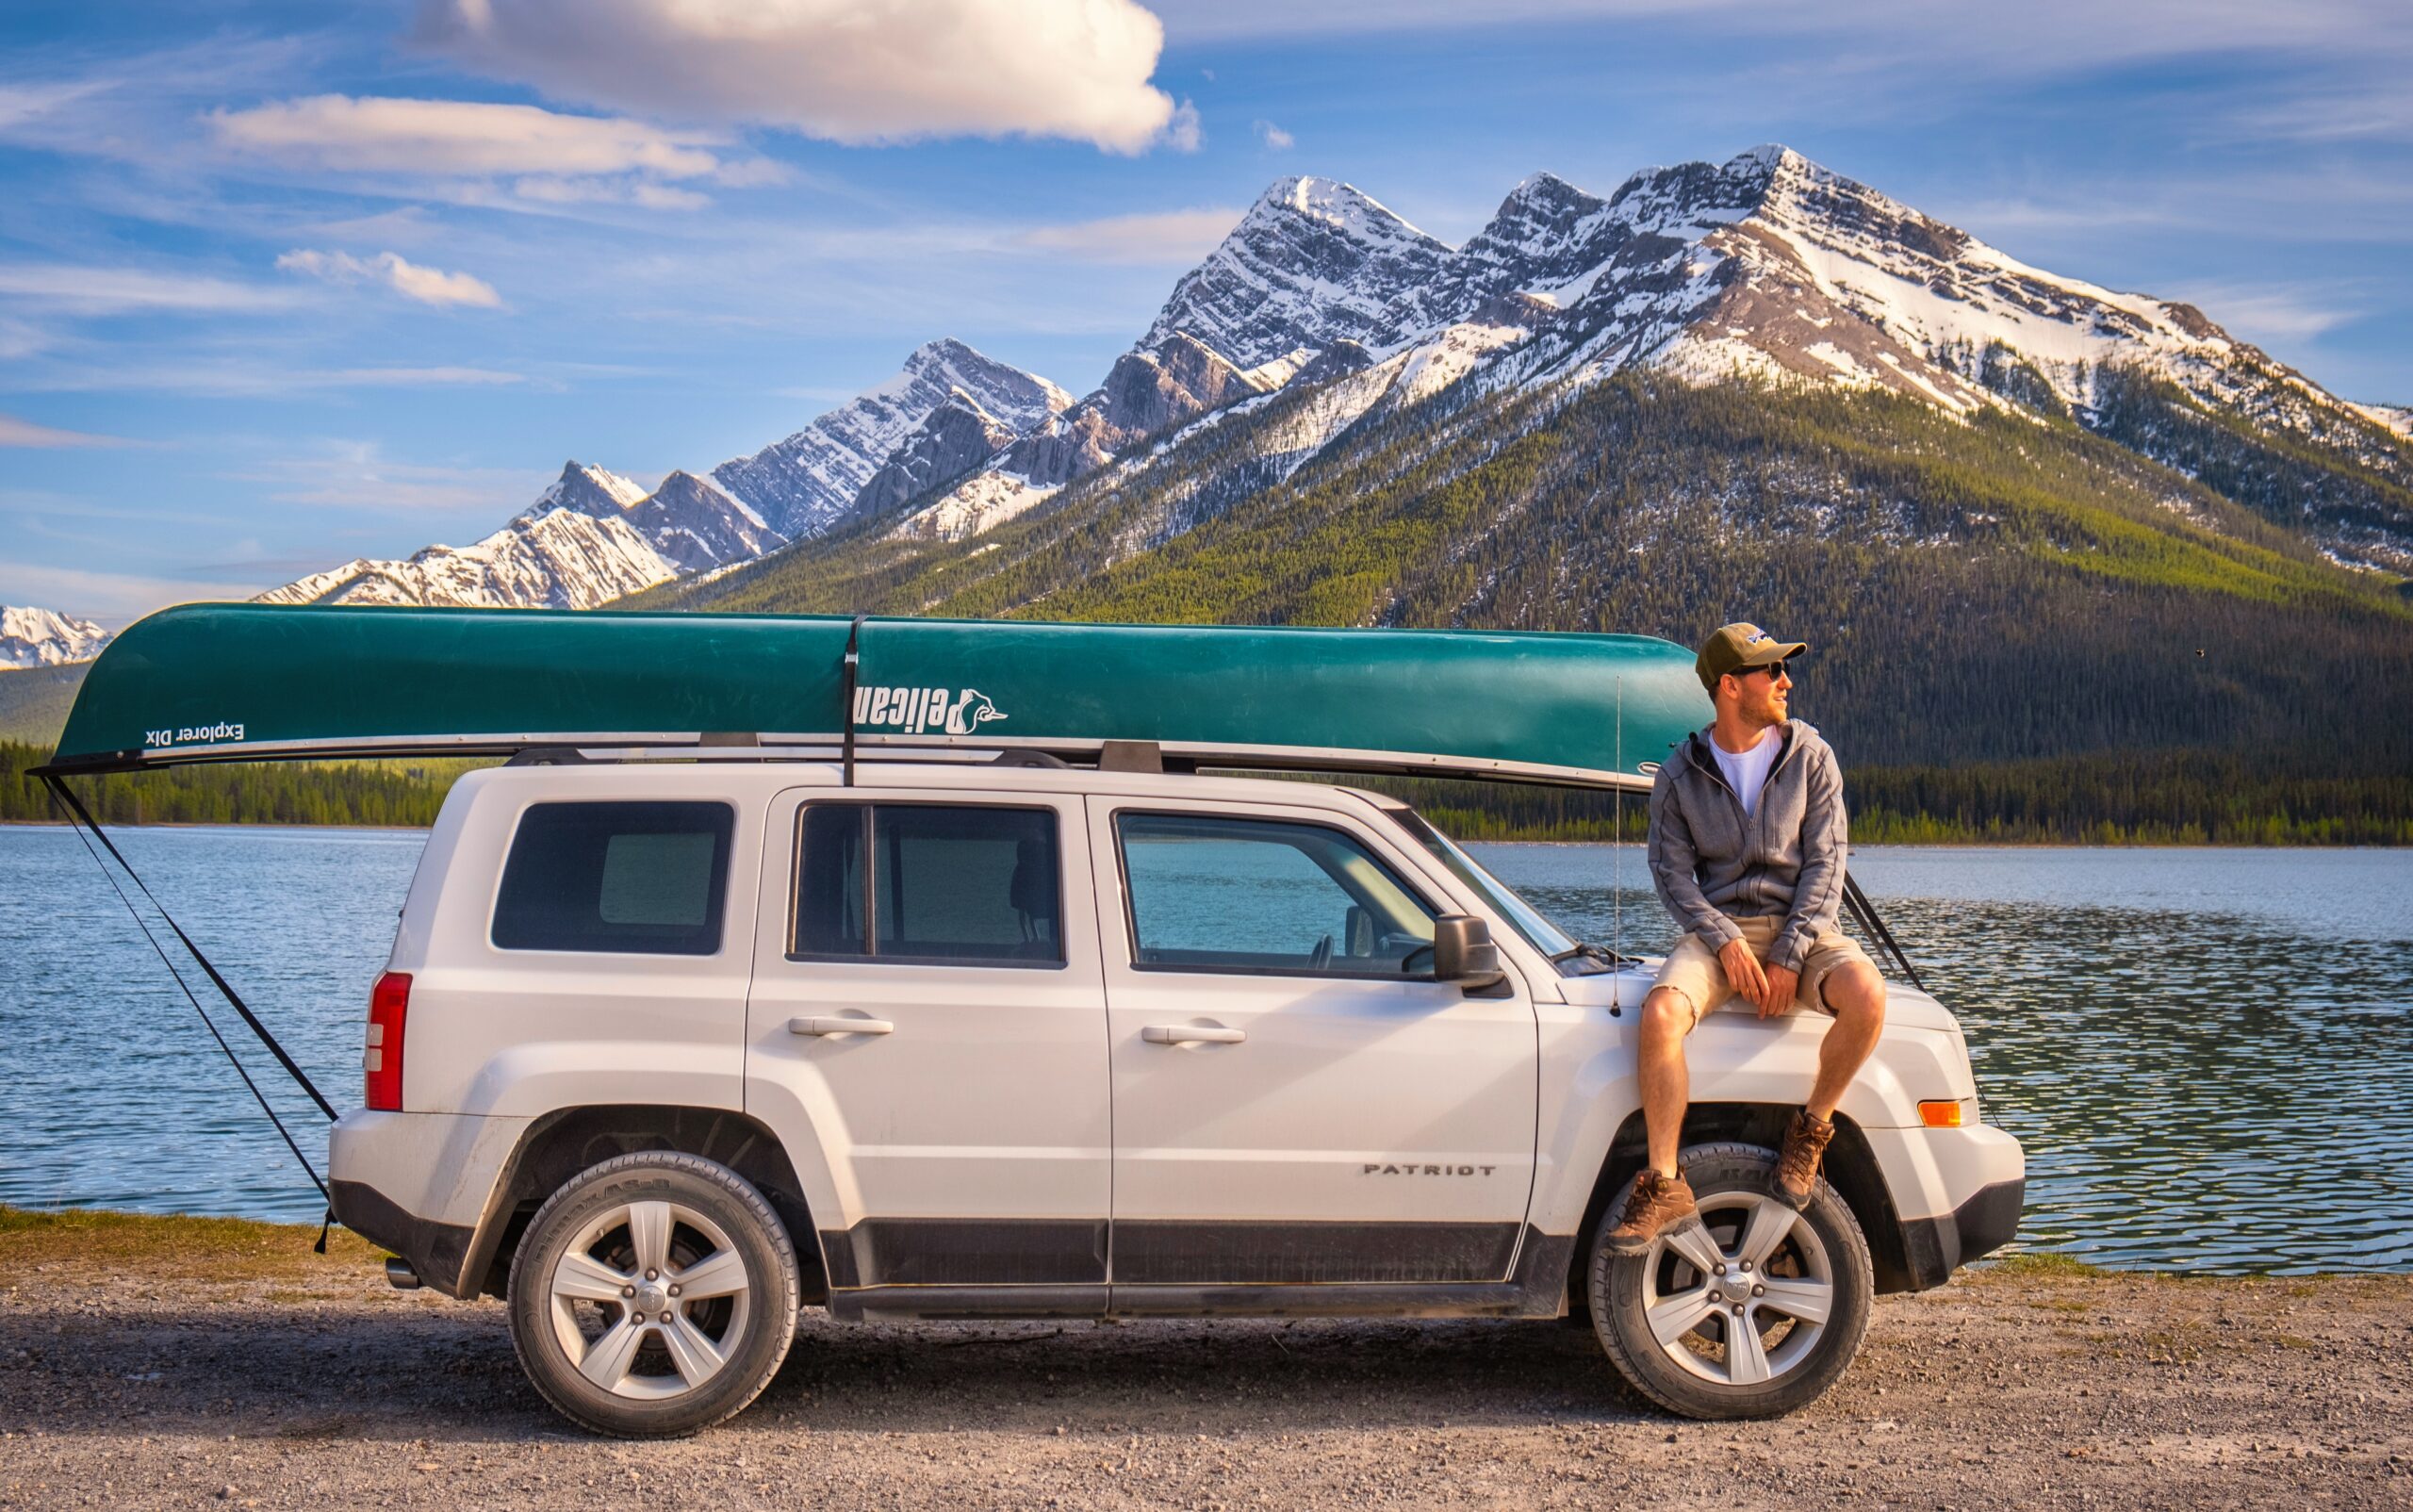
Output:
(365, 971), (411, 1111)
(1918, 1099), (1965, 1128)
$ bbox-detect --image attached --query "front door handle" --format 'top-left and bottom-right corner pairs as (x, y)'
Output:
(789, 1016), (895, 1037)
(1141, 1024), (1245, 1045)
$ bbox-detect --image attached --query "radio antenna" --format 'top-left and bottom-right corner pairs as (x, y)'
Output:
(1613, 675), (1623, 969)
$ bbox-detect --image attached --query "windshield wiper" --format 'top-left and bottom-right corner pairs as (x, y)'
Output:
(1549, 940), (1641, 967)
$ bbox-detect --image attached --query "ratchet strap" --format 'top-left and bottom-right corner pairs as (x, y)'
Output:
(839, 613), (866, 787)
(1841, 871), (1928, 994)
(41, 774), (338, 1242)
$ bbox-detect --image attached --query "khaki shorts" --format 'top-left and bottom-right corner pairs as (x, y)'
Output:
(1652, 914), (1875, 1027)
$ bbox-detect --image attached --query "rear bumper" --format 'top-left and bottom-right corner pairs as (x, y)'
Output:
(330, 1178), (478, 1297)
(1896, 1176), (2026, 1290)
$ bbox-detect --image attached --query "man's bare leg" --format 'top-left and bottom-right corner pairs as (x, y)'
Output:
(1805, 961), (1886, 1119)
(1638, 986), (1694, 1176)
(1602, 984), (1703, 1253)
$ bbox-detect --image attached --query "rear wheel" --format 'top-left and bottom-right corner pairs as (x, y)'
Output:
(507, 1152), (798, 1437)
(1588, 1142), (1872, 1419)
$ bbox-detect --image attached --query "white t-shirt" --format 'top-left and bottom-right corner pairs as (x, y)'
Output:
(1711, 730), (1781, 818)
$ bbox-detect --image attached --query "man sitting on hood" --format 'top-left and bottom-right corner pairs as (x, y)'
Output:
(1601, 621), (1888, 1253)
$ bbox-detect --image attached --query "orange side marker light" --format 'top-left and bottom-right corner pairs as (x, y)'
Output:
(1918, 1100), (1964, 1128)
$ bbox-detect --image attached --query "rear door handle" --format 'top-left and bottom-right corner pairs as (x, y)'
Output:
(789, 1016), (895, 1037)
(1141, 1024), (1245, 1045)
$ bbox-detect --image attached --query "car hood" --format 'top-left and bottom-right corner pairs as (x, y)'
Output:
(1553, 962), (1965, 1036)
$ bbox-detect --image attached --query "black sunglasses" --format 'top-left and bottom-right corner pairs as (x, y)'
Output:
(1730, 658), (1797, 682)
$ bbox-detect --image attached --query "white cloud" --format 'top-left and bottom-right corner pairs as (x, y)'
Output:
(1255, 119), (1295, 150)
(0, 264), (293, 315)
(276, 249), (504, 308)
(0, 412), (130, 448)
(0, 561), (266, 625)
(234, 441), (549, 515)
(211, 94), (726, 177)
(1162, 99), (1203, 153)
(2163, 282), (2359, 344)
(415, 0), (1185, 154)
(1020, 206), (1243, 264)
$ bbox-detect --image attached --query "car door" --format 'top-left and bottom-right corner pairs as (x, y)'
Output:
(1088, 797), (1540, 1288)
(746, 788), (1110, 1295)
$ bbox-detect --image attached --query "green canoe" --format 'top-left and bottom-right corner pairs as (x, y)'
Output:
(43, 604), (1706, 790)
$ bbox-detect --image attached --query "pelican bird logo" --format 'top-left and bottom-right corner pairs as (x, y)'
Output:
(944, 689), (1008, 735)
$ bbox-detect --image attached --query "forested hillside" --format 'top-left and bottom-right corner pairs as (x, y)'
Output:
(0, 743), (461, 827)
(639, 374), (2412, 805)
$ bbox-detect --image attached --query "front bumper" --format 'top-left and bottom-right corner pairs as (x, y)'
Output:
(1896, 1176), (2026, 1290)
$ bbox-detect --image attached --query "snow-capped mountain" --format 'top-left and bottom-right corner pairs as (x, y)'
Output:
(879, 146), (2408, 573)
(623, 470), (785, 574)
(1139, 176), (1451, 372)
(522, 461), (650, 521)
(711, 339), (1072, 540)
(2, 605), (111, 669)
(255, 508), (676, 610)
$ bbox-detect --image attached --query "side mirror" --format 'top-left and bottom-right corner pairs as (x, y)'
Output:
(1431, 914), (1505, 990)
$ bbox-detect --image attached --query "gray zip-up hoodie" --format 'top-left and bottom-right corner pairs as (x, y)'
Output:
(1646, 719), (1847, 973)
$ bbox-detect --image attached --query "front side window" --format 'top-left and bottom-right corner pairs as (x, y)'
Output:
(791, 803), (1063, 967)
(491, 800), (734, 955)
(1116, 813), (1436, 978)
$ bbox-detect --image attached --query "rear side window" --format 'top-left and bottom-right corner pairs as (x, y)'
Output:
(791, 803), (1062, 967)
(491, 801), (734, 955)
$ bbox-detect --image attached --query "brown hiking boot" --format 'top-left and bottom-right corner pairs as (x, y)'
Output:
(1775, 1109), (1836, 1209)
(1600, 1169), (1699, 1257)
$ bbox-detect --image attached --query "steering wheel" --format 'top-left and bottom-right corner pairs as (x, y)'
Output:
(1308, 933), (1334, 971)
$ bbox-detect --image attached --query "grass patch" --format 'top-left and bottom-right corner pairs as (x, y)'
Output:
(0, 1204), (385, 1284)
(1977, 1251), (2111, 1279)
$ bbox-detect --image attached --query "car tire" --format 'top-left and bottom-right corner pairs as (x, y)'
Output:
(507, 1152), (799, 1438)
(1588, 1141), (1873, 1420)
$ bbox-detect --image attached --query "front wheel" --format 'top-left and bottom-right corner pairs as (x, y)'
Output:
(507, 1152), (799, 1437)
(1588, 1142), (1873, 1419)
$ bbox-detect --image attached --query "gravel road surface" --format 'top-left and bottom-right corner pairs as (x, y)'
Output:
(1, 1211), (2406, 1509)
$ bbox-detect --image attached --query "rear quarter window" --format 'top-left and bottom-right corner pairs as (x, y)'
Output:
(491, 800), (735, 955)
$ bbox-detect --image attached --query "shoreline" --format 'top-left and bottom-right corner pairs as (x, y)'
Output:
(3, 1208), (2405, 1509)
(4, 817), (2408, 850)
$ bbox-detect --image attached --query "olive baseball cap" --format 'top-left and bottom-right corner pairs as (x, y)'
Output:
(1696, 622), (1807, 691)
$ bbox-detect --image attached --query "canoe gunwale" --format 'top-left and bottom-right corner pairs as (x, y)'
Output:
(30, 731), (1656, 794)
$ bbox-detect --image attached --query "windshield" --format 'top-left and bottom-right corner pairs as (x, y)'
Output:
(1384, 807), (1581, 960)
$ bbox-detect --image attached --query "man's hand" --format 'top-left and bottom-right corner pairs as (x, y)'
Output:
(1717, 937), (1769, 1011)
(1760, 963), (1800, 1018)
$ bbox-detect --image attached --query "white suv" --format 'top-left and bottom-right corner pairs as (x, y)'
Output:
(329, 755), (2023, 1436)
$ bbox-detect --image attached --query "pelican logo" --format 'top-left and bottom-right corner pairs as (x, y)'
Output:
(852, 684), (1009, 736)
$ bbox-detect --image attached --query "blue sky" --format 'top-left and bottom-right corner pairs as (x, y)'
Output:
(4, 0), (2409, 623)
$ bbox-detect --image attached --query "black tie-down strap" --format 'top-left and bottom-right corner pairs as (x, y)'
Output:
(41, 774), (340, 1244)
(1841, 871), (1928, 995)
(839, 613), (866, 787)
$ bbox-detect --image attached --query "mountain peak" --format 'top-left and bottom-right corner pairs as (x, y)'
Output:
(1249, 175), (1431, 242)
(529, 460), (648, 520)
(1141, 174), (1453, 370)
(2, 604), (112, 669)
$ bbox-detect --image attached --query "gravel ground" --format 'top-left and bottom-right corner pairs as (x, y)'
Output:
(1, 1213), (2407, 1510)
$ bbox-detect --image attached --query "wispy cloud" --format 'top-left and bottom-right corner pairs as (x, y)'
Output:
(1255, 119), (1295, 150)
(416, 0), (1189, 154)
(0, 412), (132, 448)
(233, 441), (546, 515)
(0, 561), (266, 624)
(276, 248), (504, 308)
(0, 264), (293, 315)
(210, 95), (725, 177)
(2163, 282), (2361, 344)
(1020, 206), (1242, 263)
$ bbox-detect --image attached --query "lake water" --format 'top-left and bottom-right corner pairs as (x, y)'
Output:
(1, 826), (2406, 1274)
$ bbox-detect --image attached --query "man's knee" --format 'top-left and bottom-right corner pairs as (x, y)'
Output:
(1823, 961), (1886, 1022)
(1641, 986), (1695, 1034)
